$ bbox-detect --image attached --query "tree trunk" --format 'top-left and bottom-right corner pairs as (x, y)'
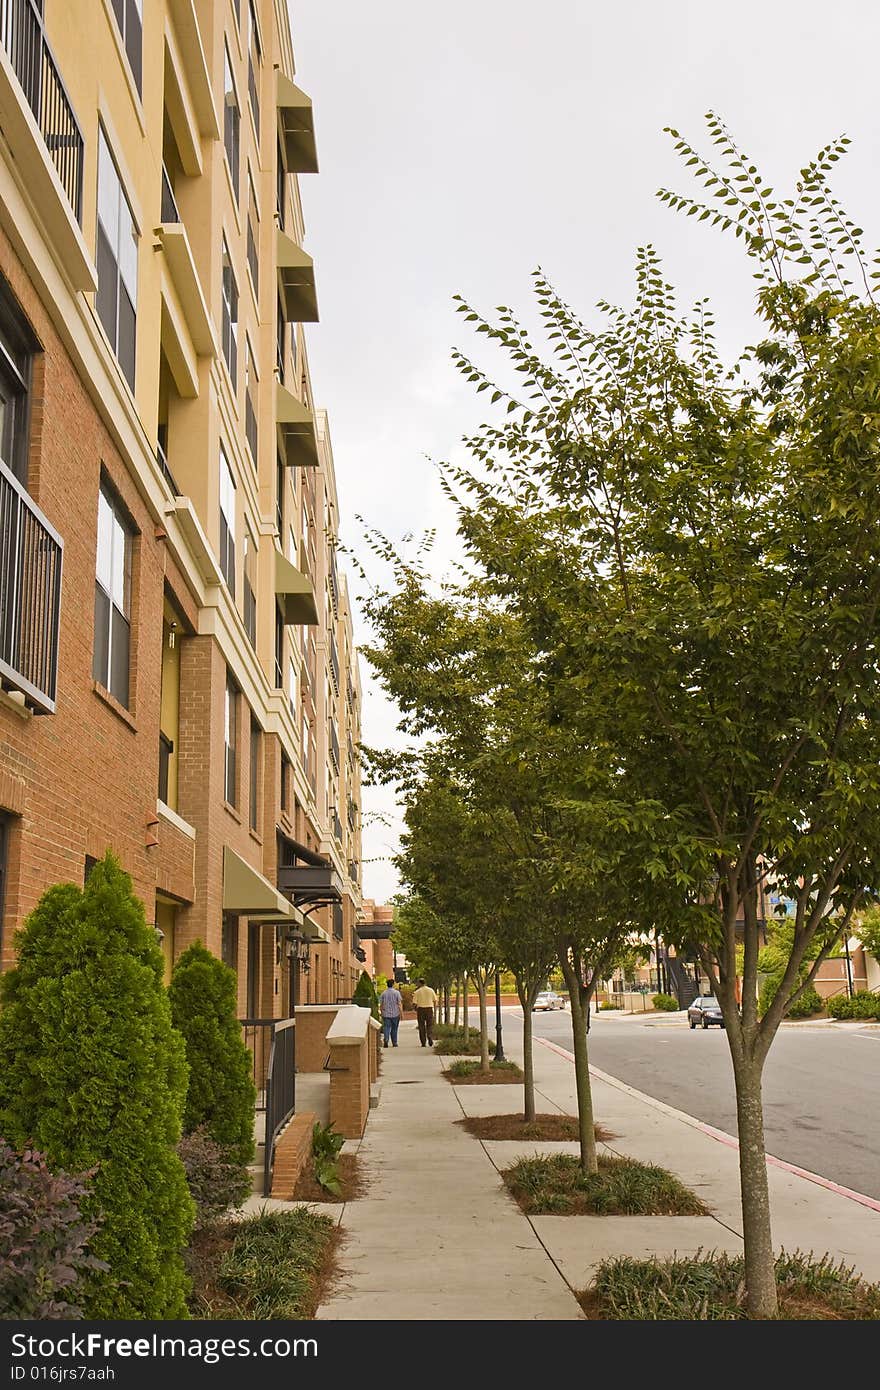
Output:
(461, 974), (469, 1043)
(453, 979), (459, 1028)
(443, 985), (450, 1025)
(732, 1053), (778, 1317)
(521, 990), (535, 1122)
(476, 975), (490, 1074)
(558, 959), (598, 1174)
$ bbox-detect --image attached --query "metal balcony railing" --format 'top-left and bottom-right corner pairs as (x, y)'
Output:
(156, 433), (181, 495)
(333, 810), (343, 844)
(0, 456), (62, 714)
(329, 718), (339, 772)
(161, 164), (180, 223)
(329, 630), (339, 692)
(0, 0), (84, 222)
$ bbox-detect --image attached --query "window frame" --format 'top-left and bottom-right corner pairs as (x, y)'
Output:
(247, 0), (261, 138)
(219, 446), (236, 596)
(223, 41), (240, 196)
(221, 239), (239, 390)
(0, 278), (35, 488)
(224, 672), (238, 806)
(110, 0), (143, 95)
(96, 127), (138, 390)
(249, 715), (261, 832)
(93, 480), (133, 707)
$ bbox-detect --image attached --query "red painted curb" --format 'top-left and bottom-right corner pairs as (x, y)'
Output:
(535, 1035), (880, 1215)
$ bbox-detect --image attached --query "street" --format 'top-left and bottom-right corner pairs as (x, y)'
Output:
(487, 1009), (880, 1200)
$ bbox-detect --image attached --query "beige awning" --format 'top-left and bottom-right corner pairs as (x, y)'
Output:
(223, 846), (300, 923)
(277, 230), (318, 322)
(299, 917), (330, 944)
(276, 383), (319, 469)
(275, 549), (318, 626)
(277, 72), (318, 173)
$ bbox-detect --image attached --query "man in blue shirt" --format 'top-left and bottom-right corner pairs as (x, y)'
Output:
(379, 979), (404, 1048)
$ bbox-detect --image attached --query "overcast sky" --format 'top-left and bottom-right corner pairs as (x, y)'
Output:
(289, 0), (880, 903)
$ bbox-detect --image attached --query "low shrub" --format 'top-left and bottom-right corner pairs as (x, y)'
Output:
(0, 1140), (106, 1320)
(828, 991), (880, 1020)
(786, 985), (824, 1018)
(189, 1208), (335, 1319)
(652, 993), (680, 1012)
(312, 1122), (345, 1197)
(599, 1001), (622, 1010)
(177, 1128), (250, 1230)
(352, 971), (379, 1020)
(503, 1153), (707, 1216)
(444, 1059), (523, 1084)
(583, 1249), (880, 1320)
(399, 984), (415, 1012)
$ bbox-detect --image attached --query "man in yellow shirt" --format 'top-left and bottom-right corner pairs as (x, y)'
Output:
(412, 979), (438, 1047)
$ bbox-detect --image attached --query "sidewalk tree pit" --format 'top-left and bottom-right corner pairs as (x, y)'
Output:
(502, 1153), (708, 1217)
(359, 114), (880, 1317)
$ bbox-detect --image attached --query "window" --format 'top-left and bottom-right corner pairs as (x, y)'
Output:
(111, 0), (143, 94)
(221, 913), (238, 969)
(219, 448), (236, 595)
(276, 293), (286, 383)
(224, 673), (238, 805)
(223, 43), (240, 194)
(276, 139), (285, 229)
(276, 454), (285, 536)
(288, 655), (297, 718)
(249, 717), (260, 831)
(245, 338), (258, 463)
(243, 524), (256, 646)
(221, 240), (238, 388)
(93, 483), (132, 706)
(280, 751), (290, 813)
(0, 279), (35, 487)
(247, 0), (261, 137)
(246, 175), (259, 295)
(274, 604), (284, 688)
(96, 130), (137, 390)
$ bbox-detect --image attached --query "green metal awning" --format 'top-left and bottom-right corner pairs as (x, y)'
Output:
(276, 383), (319, 468)
(223, 846), (301, 923)
(275, 548), (318, 626)
(277, 72), (319, 173)
(277, 230), (318, 322)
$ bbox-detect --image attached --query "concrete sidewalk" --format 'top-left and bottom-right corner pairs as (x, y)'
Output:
(315, 1026), (583, 1320)
(312, 1016), (880, 1319)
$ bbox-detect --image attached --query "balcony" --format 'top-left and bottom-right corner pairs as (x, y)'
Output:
(0, 0), (93, 291)
(0, 0), (83, 219)
(161, 164), (180, 223)
(0, 456), (62, 714)
(157, 206), (214, 398)
(276, 382), (318, 469)
(348, 859), (359, 886)
(328, 549), (338, 612)
(329, 631), (339, 693)
(275, 548), (318, 626)
(277, 861), (343, 909)
(329, 718), (339, 772)
(277, 230), (318, 323)
(333, 810), (344, 844)
(277, 71), (318, 173)
(332, 903), (343, 941)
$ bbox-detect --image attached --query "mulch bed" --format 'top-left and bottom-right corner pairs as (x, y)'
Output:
(502, 1152), (708, 1216)
(443, 1060), (524, 1085)
(457, 1113), (614, 1143)
(187, 1208), (341, 1319)
(292, 1152), (364, 1205)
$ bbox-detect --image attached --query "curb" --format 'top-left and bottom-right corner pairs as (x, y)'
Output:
(534, 1035), (880, 1215)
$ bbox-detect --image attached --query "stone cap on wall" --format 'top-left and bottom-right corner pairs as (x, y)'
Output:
(326, 1004), (379, 1044)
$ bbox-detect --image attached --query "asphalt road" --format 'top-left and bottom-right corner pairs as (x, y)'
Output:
(494, 1008), (880, 1199)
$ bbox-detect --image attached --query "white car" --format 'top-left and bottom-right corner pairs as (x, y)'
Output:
(533, 991), (566, 1011)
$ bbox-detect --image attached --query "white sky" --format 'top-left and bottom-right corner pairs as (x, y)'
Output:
(289, 0), (880, 902)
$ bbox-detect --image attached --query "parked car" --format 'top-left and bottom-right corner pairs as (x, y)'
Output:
(687, 995), (724, 1029)
(533, 991), (566, 1011)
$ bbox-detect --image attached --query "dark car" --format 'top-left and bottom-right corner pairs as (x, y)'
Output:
(687, 995), (724, 1029)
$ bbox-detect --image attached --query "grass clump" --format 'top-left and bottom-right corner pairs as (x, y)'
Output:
(189, 1208), (336, 1319)
(444, 1059), (524, 1084)
(581, 1250), (880, 1320)
(503, 1153), (707, 1216)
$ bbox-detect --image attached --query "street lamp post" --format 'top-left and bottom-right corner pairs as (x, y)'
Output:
(494, 968), (505, 1062)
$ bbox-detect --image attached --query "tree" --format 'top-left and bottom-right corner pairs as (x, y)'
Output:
(440, 116), (880, 1315)
(352, 969), (380, 1020)
(0, 855), (193, 1318)
(168, 942), (256, 1166)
